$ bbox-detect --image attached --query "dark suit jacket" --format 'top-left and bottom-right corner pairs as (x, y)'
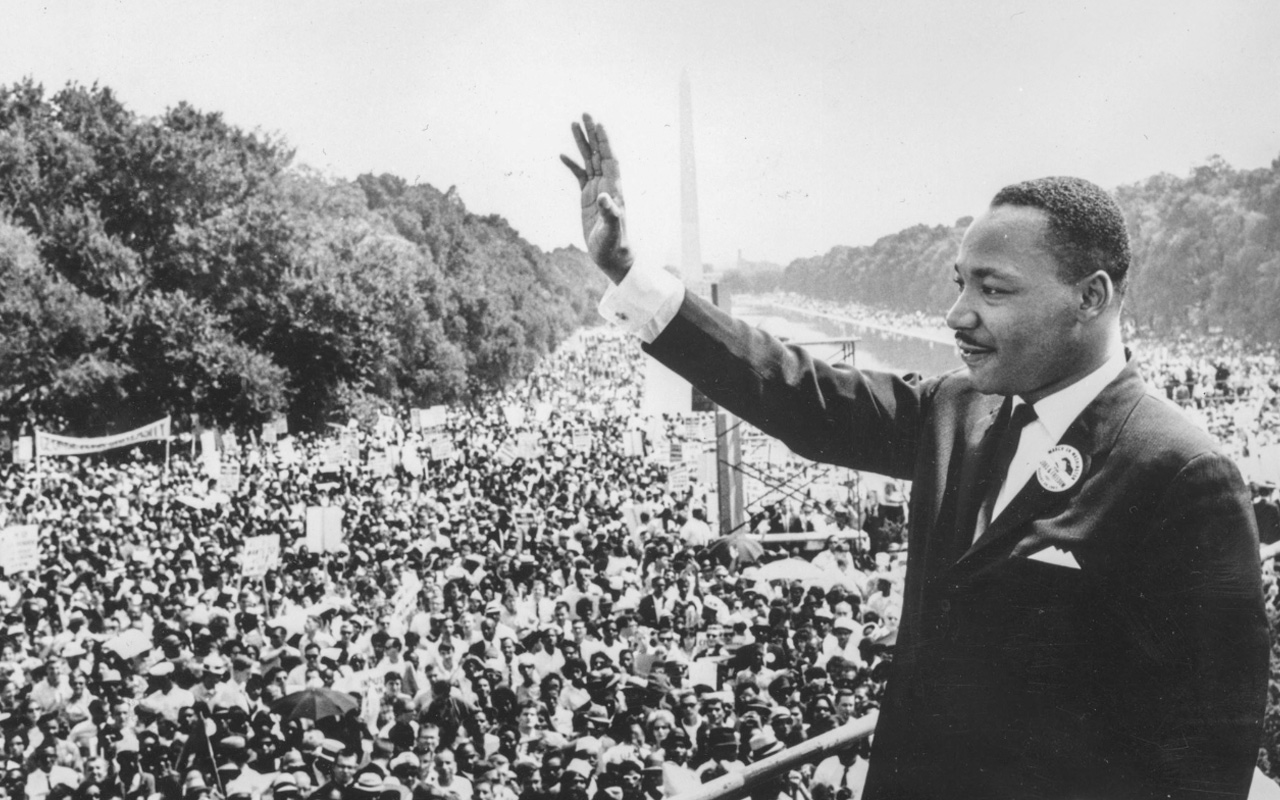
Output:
(644, 293), (1269, 800)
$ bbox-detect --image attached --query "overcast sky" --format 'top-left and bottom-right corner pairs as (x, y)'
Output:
(2, 1), (1278, 268)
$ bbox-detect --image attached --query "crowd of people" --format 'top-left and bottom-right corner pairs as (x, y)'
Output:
(0, 329), (903, 800)
(4, 295), (1279, 800)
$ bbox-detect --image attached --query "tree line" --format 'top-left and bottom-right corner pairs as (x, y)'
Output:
(724, 155), (1280, 344)
(0, 80), (604, 437)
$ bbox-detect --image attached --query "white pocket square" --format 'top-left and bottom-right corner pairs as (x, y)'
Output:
(1026, 546), (1081, 570)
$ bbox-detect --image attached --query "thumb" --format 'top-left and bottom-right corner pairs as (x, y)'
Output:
(596, 193), (624, 222)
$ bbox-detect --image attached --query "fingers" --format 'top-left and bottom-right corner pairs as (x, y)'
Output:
(583, 113), (599, 153)
(583, 115), (604, 175)
(571, 122), (593, 174)
(597, 193), (624, 222)
(560, 155), (587, 189)
(594, 123), (614, 162)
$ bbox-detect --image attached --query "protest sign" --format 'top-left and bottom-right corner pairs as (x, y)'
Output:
(277, 437), (298, 465)
(495, 440), (518, 465)
(0, 526), (40, 574)
(305, 507), (345, 553)
(367, 448), (395, 476)
(622, 430), (644, 458)
(689, 659), (719, 690)
(414, 405), (448, 431)
(669, 465), (691, 494)
(502, 404), (527, 428)
(241, 534), (281, 578)
(430, 438), (455, 461)
(516, 432), (541, 460)
(401, 446), (424, 476)
(218, 459), (241, 494)
(514, 508), (537, 531)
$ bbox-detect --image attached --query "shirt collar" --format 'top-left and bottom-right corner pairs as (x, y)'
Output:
(1014, 349), (1127, 442)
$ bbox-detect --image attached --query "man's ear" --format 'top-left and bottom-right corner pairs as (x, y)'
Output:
(1077, 270), (1114, 321)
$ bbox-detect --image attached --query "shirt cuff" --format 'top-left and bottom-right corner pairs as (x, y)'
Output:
(597, 265), (686, 344)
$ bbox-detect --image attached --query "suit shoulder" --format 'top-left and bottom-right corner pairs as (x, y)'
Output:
(1125, 389), (1227, 464)
(919, 367), (999, 418)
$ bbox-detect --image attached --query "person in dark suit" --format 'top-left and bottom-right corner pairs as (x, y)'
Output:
(1254, 481), (1280, 547)
(561, 114), (1269, 799)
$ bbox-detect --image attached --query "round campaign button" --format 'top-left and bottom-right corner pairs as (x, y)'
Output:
(1037, 445), (1084, 492)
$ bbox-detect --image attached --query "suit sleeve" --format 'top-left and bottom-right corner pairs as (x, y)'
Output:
(1114, 450), (1268, 799)
(642, 291), (932, 480)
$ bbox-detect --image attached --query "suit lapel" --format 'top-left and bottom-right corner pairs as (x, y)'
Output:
(957, 358), (1148, 563)
(932, 397), (1006, 565)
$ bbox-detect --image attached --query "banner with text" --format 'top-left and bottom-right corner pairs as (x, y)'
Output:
(36, 417), (171, 458)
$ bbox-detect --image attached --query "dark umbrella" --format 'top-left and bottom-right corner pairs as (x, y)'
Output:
(271, 687), (359, 723)
(705, 533), (764, 566)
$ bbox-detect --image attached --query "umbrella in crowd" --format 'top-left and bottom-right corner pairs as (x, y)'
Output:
(753, 557), (833, 584)
(271, 687), (360, 723)
(706, 532), (765, 566)
(103, 628), (152, 659)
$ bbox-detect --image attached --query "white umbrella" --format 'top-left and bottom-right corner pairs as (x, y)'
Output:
(820, 565), (870, 593)
(267, 609), (310, 638)
(754, 558), (832, 584)
(104, 629), (152, 659)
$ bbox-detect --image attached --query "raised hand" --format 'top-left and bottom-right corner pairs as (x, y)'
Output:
(560, 114), (633, 284)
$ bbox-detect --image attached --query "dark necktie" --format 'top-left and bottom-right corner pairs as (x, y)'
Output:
(973, 400), (1038, 540)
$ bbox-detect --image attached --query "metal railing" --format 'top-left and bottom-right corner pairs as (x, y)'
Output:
(669, 712), (879, 800)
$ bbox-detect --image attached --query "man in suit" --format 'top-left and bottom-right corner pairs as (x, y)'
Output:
(561, 114), (1269, 799)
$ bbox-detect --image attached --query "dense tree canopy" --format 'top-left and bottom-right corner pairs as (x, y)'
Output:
(0, 80), (603, 436)
(724, 157), (1280, 343)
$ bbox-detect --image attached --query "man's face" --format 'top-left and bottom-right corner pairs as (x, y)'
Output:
(333, 755), (358, 785)
(836, 693), (857, 722)
(679, 694), (699, 722)
(417, 728), (439, 755)
(435, 752), (457, 783)
(948, 205), (1092, 403)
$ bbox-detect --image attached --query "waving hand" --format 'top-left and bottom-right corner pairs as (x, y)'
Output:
(560, 114), (633, 284)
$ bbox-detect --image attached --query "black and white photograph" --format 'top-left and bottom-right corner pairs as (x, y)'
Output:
(0, 3), (1278, 799)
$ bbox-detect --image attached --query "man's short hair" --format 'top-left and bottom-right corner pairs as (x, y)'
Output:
(990, 176), (1131, 291)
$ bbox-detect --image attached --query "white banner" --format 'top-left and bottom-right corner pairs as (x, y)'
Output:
(36, 418), (171, 458)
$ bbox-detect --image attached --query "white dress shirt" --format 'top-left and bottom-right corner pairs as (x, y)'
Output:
(992, 351), (1126, 521)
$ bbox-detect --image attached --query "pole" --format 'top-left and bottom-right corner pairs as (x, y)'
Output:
(669, 712), (878, 800)
(711, 284), (745, 536)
